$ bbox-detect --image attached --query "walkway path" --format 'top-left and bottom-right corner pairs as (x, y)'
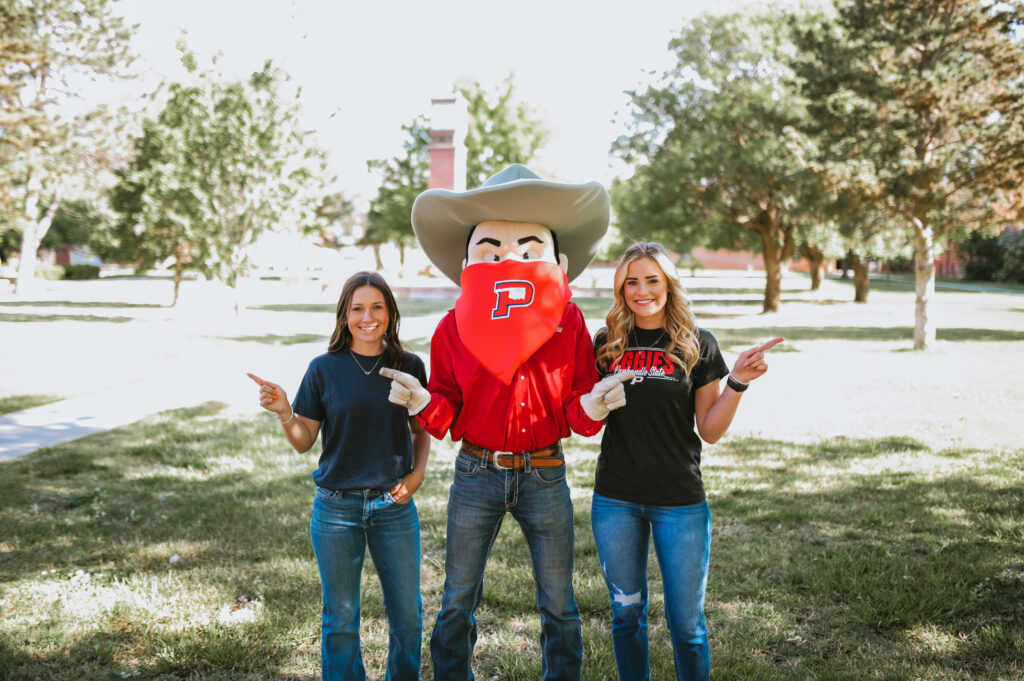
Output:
(0, 311), (445, 462)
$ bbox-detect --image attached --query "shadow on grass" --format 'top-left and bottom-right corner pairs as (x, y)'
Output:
(702, 436), (1023, 634)
(0, 403), (325, 680)
(220, 334), (328, 346)
(0, 300), (163, 309)
(710, 325), (1024, 345)
(568, 435), (1023, 678)
(574, 295), (850, 318)
(0, 312), (134, 323)
(2, 412), (1020, 680)
(250, 299), (455, 318)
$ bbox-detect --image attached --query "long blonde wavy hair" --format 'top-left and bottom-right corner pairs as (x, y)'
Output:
(596, 242), (700, 375)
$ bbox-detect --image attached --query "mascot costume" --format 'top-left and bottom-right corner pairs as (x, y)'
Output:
(382, 164), (633, 681)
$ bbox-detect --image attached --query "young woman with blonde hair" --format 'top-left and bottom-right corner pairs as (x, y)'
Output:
(592, 242), (782, 681)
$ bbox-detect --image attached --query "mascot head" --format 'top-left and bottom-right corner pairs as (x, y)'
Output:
(411, 164), (610, 384)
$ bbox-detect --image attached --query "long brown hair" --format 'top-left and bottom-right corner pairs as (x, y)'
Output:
(327, 271), (405, 370)
(596, 242), (700, 375)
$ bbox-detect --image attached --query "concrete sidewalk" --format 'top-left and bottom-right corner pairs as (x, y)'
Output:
(0, 339), (320, 462)
(0, 312), (446, 462)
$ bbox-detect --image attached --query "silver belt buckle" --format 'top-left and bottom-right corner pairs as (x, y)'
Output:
(491, 450), (516, 470)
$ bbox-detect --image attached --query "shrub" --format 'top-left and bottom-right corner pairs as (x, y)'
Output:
(998, 230), (1024, 284)
(959, 231), (1004, 281)
(35, 264), (65, 280)
(62, 264), (101, 280)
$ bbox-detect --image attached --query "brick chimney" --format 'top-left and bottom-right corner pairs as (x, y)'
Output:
(427, 96), (467, 191)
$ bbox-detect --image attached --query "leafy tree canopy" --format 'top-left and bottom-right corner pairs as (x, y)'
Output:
(792, 0), (1024, 347)
(108, 46), (329, 302)
(0, 0), (134, 289)
(612, 9), (827, 312)
(363, 75), (548, 259)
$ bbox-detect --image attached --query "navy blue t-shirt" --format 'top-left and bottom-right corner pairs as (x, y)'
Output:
(292, 349), (427, 491)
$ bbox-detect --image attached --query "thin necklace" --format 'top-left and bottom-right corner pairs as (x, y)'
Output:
(349, 348), (384, 376)
(630, 327), (667, 349)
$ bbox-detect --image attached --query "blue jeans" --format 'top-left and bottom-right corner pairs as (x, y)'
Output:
(591, 493), (711, 681)
(310, 486), (423, 681)
(430, 449), (582, 681)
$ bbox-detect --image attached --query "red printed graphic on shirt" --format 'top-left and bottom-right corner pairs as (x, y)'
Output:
(610, 346), (678, 384)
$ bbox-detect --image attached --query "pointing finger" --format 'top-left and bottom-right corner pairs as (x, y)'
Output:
(756, 337), (784, 352)
(246, 372), (266, 386)
(616, 370), (637, 383)
(379, 367), (421, 389)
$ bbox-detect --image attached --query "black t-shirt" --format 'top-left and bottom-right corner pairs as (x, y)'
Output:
(292, 349), (428, 491)
(593, 326), (729, 506)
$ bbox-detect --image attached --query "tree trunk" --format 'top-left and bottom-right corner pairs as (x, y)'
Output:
(14, 167), (61, 293)
(850, 253), (869, 303)
(759, 225), (782, 313)
(805, 244), (825, 291)
(372, 243), (383, 270)
(399, 242), (406, 267)
(231, 266), (244, 318)
(172, 258), (182, 307)
(913, 222), (937, 350)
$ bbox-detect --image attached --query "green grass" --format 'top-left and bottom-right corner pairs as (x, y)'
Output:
(0, 301), (163, 309)
(0, 312), (134, 323)
(249, 299), (456, 318)
(1, 409), (1020, 680)
(706, 325), (1024, 348)
(220, 333), (328, 346)
(0, 394), (63, 416)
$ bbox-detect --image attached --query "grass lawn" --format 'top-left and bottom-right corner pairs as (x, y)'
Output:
(0, 394), (63, 417)
(1, 408), (1020, 680)
(2, 271), (1023, 680)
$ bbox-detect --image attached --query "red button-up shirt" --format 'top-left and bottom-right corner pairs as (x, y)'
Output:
(417, 302), (603, 452)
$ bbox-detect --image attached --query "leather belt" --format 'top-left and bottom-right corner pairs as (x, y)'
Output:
(460, 440), (564, 470)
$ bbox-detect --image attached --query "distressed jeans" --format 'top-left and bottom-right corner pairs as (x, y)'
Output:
(430, 449), (582, 681)
(310, 486), (423, 681)
(590, 492), (711, 681)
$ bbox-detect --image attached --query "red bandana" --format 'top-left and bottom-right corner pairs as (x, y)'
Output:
(455, 260), (571, 384)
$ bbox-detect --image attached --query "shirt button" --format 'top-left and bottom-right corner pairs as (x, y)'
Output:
(521, 428), (526, 433)
(520, 402), (525, 407)
(519, 375), (525, 380)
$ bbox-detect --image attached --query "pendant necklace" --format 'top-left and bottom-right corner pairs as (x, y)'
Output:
(630, 327), (667, 349)
(349, 349), (384, 376)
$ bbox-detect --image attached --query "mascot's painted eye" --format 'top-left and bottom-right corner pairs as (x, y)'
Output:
(492, 254), (501, 262)
(523, 252), (531, 260)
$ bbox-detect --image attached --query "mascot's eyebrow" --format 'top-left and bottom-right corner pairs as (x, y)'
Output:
(476, 237), (502, 247)
(518, 236), (544, 246)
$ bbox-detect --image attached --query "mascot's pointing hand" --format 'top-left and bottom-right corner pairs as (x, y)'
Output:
(581, 371), (636, 421)
(380, 367), (431, 415)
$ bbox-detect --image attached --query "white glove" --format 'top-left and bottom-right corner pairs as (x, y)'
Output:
(380, 367), (431, 415)
(580, 371), (636, 421)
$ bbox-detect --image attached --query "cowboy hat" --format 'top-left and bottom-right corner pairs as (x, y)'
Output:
(411, 164), (610, 284)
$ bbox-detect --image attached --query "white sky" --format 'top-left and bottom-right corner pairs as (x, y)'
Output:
(108, 0), (748, 204)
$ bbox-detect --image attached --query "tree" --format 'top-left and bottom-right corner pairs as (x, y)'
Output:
(314, 191), (359, 249)
(0, 0), (134, 291)
(363, 118), (431, 268)
(457, 75), (549, 188)
(364, 75), (549, 269)
(611, 10), (825, 313)
(108, 48), (328, 305)
(793, 0), (1024, 348)
(105, 117), (200, 305)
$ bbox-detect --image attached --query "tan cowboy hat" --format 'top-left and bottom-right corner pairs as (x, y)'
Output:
(411, 164), (610, 284)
